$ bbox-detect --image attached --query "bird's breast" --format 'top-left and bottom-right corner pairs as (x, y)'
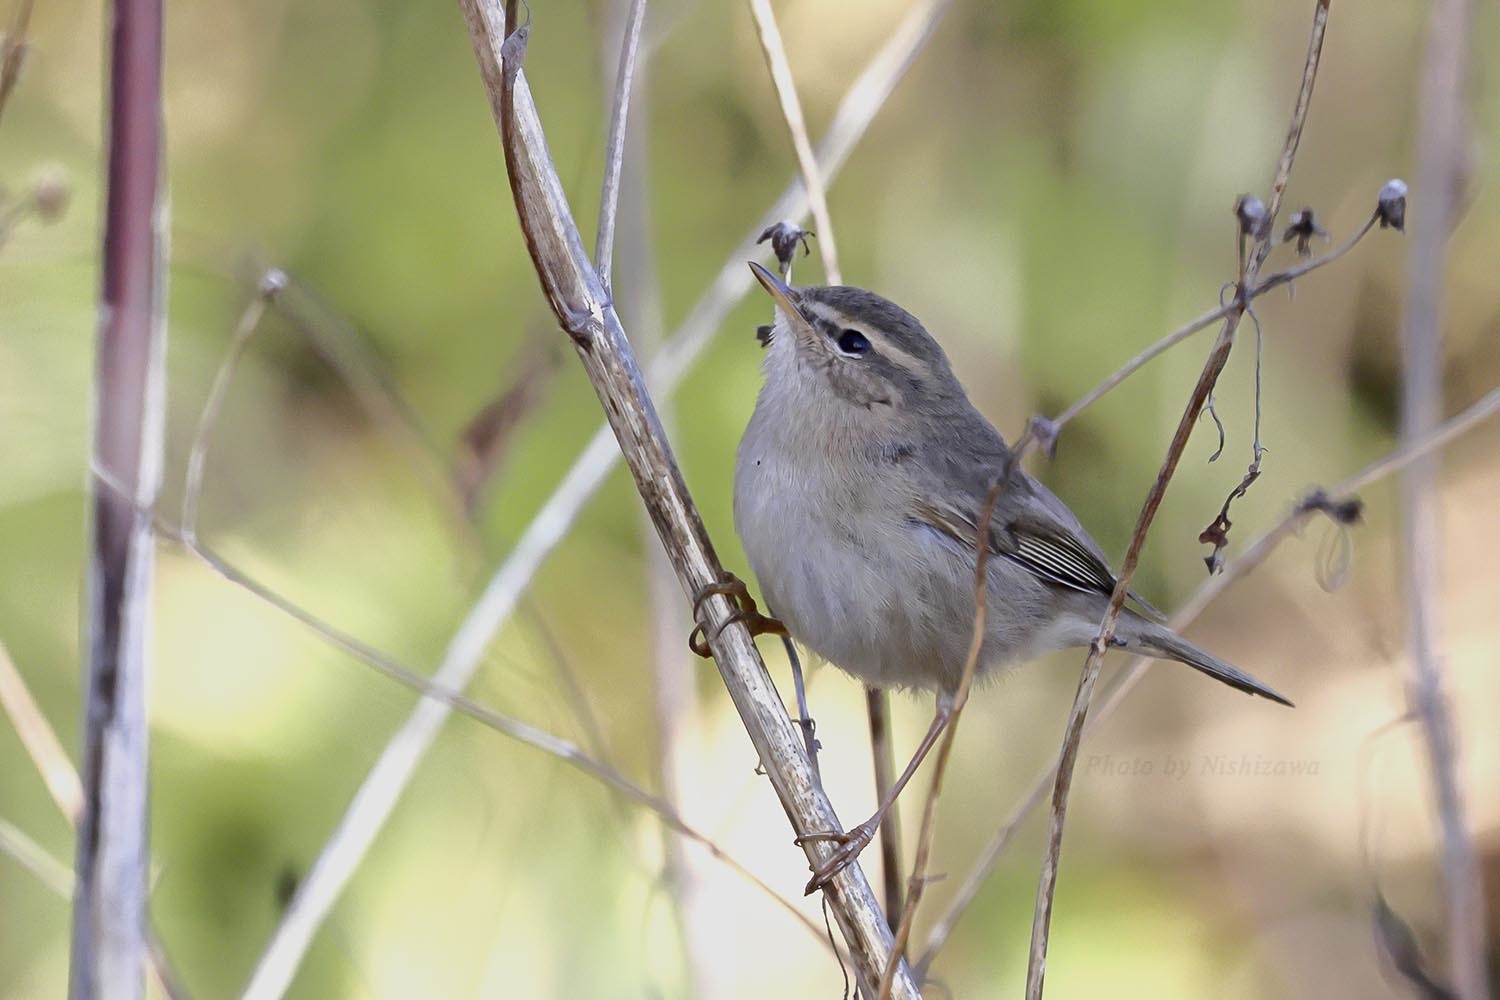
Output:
(733, 421), (972, 690)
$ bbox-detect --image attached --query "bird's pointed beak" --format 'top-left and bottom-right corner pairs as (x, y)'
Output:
(748, 261), (808, 326)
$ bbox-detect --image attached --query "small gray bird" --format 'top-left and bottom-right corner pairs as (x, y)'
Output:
(726, 262), (1290, 891)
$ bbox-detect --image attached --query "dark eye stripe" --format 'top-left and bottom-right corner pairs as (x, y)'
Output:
(836, 328), (870, 356)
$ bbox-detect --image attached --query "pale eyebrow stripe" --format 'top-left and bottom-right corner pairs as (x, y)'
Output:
(806, 301), (926, 375)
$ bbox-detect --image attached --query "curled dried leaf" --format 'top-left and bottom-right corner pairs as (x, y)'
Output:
(1198, 459), (1264, 575)
(456, 345), (558, 515)
(1373, 892), (1456, 1000)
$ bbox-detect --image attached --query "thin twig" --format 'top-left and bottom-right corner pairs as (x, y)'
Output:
(0, 638), (84, 823)
(747, 0), (841, 284)
(593, 0), (646, 288)
(877, 457), (1024, 1000)
(1399, 0), (1488, 993)
(595, 6), (713, 985)
(0, 0), (35, 125)
(75, 0), (167, 993)
(916, 385), (1500, 978)
(865, 686), (902, 926)
(1025, 4), (1330, 994)
(471, 1), (915, 991)
(181, 270), (283, 543)
(242, 3), (952, 992)
(0, 816), (74, 898)
(1044, 210), (1378, 447)
(0, 640), (189, 1000)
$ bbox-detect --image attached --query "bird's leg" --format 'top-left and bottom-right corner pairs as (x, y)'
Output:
(687, 573), (788, 657)
(795, 697), (955, 895)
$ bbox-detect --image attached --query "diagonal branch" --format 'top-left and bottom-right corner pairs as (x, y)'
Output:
(239, 4), (951, 995)
(457, 3), (917, 994)
(0, 639), (84, 824)
(240, 4), (951, 994)
(1042, 210), (1380, 449)
(916, 388), (1500, 976)
(1025, 3), (1331, 994)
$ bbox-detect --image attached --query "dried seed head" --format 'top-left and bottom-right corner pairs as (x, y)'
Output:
(1280, 207), (1327, 257)
(756, 221), (813, 272)
(258, 268), (289, 298)
(1025, 415), (1061, 461)
(1377, 179), (1407, 232)
(30, 166), (70, 223)
(1234, 194), (1268, 239)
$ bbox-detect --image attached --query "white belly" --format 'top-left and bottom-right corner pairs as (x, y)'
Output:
(733, 431), (977, 691)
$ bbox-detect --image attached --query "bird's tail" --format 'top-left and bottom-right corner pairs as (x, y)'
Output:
(1124, 617), (1293, 707)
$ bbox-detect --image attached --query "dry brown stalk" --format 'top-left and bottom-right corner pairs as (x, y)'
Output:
(75, 0), (167, 993)
(456, 3), (917, 994)
(916, 388), (1500, 976)
(1023, 3), (1332, 994)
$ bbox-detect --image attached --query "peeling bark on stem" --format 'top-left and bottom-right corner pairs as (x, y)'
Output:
(457, 3), (917, 995)
(74, 0), (166, 996)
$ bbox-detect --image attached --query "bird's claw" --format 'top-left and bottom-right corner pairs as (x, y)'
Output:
(795, 819), (877, 895)
(687, 574), (787, 657)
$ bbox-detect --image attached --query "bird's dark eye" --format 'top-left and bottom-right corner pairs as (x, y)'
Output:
(836, 328), (870, 356)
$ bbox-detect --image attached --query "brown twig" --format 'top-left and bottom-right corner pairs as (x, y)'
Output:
(747, 0), (841, 284)
(1024, 3), (1331, 994)
(594, 5), (712, 986)
(865, 686), (903, 926)
(455, 342), (558, 516)
(75, 0), (167, 993)
(1040, 209), (1379, 456)
(593, 0), (645, 289)
(916, 383), (1500, 979)
(460, 3), (917, 994)
(1399, 0), (1488, 994)
(180, 270), (284, 544)
(876, 450), (1027, 1000)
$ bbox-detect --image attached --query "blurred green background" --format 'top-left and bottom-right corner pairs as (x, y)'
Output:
(2, 0), (1498, 996)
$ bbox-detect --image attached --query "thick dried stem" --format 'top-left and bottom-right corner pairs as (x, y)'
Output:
(242, 3), (951, 992)
(74, 0), (167, 995)
(1399, 0), (1488, 995)
(458, 3), (917, 995)
(1024, 4), (1330, 994)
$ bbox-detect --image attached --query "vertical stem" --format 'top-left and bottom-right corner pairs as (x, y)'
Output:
(1399, 0), (1488, 996)
(865, 686), (903, 926)
(74, 0), (166, 996)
